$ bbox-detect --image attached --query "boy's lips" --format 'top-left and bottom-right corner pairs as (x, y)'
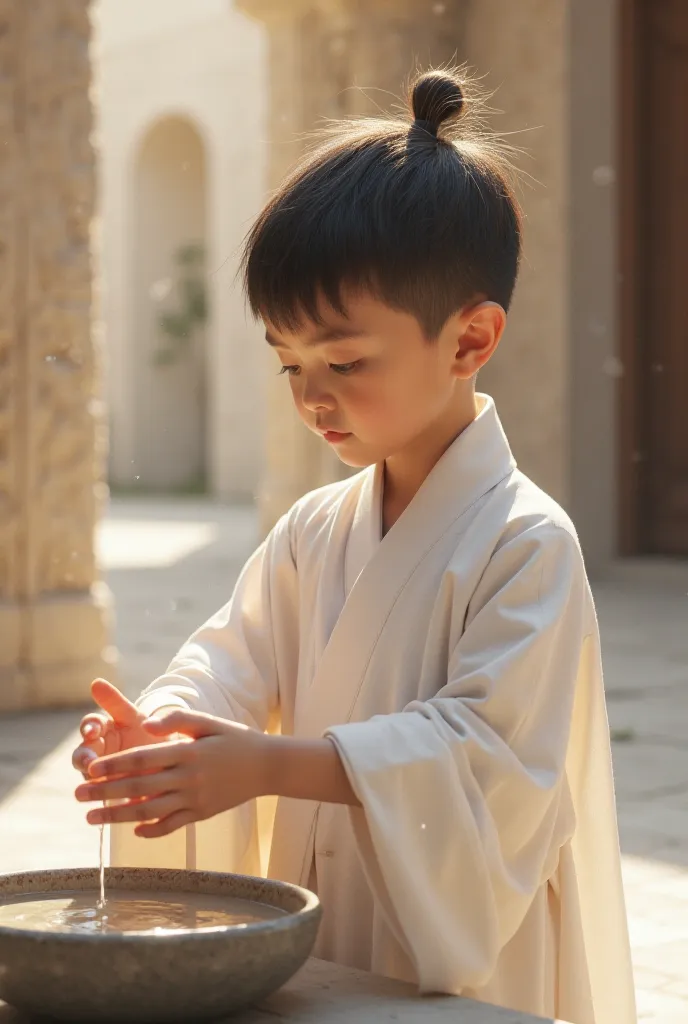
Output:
(319, 428), (352, 443)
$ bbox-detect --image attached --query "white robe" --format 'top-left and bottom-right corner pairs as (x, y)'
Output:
(110, 395), (636, 1024)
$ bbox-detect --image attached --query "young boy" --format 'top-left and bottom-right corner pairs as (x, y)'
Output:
(73, 70), (636, 1023)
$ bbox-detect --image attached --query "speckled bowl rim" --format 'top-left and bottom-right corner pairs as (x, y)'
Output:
(0, 867), (321, 943)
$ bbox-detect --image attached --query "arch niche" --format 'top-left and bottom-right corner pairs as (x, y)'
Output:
(131, 115), (208, 491)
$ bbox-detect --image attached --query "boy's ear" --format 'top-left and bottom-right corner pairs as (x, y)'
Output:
(451, 301), (506, 379)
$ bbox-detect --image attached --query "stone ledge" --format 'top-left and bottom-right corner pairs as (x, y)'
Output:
(28, 582), (114, 667)
(0, 650), (117, 714)
(0, 584), (117, 711)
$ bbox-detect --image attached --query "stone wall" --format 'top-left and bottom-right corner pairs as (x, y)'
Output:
(463, 0), (570, 505)
(0, 0), (114, 711)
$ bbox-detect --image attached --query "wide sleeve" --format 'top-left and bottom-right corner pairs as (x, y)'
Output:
(136, 511), (299, 731)
(325, 522), (590, 994)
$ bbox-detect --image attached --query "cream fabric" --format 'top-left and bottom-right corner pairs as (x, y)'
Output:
(111, 395), (636, 1024)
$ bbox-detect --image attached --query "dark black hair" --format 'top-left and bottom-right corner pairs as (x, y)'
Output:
(242, 68), (522, 339)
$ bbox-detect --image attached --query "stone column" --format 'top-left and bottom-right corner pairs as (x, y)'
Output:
(237, 0), (465, 533)
(0, 0), (115, 712)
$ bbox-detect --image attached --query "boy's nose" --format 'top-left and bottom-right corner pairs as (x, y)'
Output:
(300, 379), (336, 412)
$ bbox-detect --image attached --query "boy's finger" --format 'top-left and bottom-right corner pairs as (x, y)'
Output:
(76, 767), (185, 804)
(88, 740), (183, 779)
(86, 792), (183, 827)
(80, 714), (109, 741)
(143, 709), (222, 741)
(90, 678), (140, 727)
(72, 744), (99, 774)
(135, 808), (196, 840)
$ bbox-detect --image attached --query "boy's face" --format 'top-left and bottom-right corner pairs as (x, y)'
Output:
(264, 291), (499, 468)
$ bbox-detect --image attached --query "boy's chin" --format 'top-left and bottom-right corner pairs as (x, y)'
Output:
(334, 452), (370, 468)
(331, 443), (375, 469)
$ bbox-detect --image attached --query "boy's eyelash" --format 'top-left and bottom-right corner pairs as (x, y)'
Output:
(330, 361), (360, 374)
(277, 361), (361, 376)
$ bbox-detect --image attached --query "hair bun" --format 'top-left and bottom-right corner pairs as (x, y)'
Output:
(410, 70), (465, 134)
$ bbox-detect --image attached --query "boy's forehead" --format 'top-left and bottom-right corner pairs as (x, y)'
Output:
(263, 291), (407, 345)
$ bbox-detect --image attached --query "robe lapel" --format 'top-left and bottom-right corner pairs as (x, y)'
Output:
(343, 460), (381, 598)
(296, 395), (516, 741)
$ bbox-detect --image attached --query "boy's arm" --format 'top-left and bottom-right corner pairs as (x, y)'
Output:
(262, 735), (361, 806)
(137, 512), (299, 732)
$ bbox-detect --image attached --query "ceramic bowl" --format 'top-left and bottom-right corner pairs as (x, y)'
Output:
(0, 867), (321, 1023)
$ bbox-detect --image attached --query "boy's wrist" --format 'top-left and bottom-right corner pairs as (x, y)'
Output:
(259, 733), (360, 807)
(258, 732), (284, 797)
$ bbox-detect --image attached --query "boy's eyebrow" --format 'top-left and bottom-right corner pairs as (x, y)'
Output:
(265, 326), (366, 347)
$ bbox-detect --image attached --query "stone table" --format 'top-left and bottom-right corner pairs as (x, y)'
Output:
(0, 957), (565, 1023)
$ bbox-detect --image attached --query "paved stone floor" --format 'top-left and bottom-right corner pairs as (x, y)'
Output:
(1, 498), (688, 1021)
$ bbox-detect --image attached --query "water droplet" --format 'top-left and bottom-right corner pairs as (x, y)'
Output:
(592, 165), (615, 187)
(602, 356), (624, 378)
(135, 475), (140, 480)
(421, 823), (426, 830)
(44, 354), (56, 362)
(149, 278), (172, 302)
(432, 2), (446, 13)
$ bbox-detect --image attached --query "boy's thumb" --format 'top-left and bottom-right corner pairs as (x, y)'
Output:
(142, 709), (219, 740)
(90, 678), (140, 727)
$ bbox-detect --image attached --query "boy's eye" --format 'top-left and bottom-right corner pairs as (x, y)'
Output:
(278, 361), (361, 377)
(329, 361), (361, 375)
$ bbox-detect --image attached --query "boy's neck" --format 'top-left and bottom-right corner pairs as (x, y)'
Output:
(381, 391), (480, 535)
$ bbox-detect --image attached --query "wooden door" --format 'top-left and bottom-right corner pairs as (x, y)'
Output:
(635, 0), (688, 554)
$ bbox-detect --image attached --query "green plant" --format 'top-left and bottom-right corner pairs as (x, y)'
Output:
(154, 242), (208, 365)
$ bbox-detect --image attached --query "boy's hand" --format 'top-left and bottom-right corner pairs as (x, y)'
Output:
(72, 679), (161, 779)
(74, 710), (269, 838)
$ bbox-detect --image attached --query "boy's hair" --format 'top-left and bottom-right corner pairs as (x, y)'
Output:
(242, 68), (522, 339)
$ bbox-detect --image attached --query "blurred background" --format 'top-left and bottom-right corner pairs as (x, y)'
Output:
(0, 1), (687, 1018)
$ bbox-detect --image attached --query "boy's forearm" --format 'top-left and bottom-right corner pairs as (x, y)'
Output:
(262, 735), (361, 807)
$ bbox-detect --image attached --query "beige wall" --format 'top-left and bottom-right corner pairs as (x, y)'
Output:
(466, 0), (621, 569)
(568, 0), (619, 570)
(132, 117), (207, 489)
(463, 0), (570, 507)
(95, 0), (268, 499)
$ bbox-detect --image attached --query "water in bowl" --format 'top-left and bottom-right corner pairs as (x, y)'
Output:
(0, 889), (286, 934)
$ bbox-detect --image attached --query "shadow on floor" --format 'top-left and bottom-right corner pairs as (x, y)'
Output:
(0, 707), (88, 806)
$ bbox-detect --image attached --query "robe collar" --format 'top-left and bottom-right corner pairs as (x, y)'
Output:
(343, 393), (516, 598)
(381, 392), (515, 535)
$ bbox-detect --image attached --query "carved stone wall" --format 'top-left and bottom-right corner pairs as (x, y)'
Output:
(0, 0), (114, 711)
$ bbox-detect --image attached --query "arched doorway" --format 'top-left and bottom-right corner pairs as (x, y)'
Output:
(131, 116), (208, 491)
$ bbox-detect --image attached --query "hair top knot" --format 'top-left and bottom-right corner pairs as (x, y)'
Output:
(412, 118), (438, 138)
(410, 69), (465, 136)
